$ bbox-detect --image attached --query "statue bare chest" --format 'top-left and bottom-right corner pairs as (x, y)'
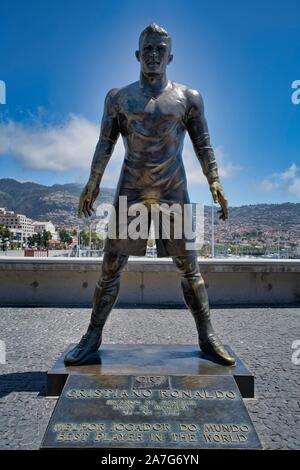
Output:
(117, 94), (186, 138)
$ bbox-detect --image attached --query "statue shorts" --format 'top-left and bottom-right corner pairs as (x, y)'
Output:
(103, 186), (197, 258)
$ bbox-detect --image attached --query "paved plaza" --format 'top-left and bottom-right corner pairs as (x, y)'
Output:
(0, 305), (299, 450)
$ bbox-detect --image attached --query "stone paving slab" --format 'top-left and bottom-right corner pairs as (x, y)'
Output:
(0, 306), (299, 450)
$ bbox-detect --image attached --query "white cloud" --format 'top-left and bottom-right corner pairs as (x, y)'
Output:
(256, 179), (280, 192)
(257, 163), (300, 198)
(0, 114), (125, 185)
(215, 146), (241, 179)
(288, 177), (300, 198)
(272, 163), (299, 181)
(0, 114), (99, 171)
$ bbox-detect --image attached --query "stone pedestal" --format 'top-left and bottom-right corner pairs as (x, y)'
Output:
(47, 344), (254, 398)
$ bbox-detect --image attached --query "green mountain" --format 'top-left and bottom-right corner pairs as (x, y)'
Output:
(0, 178), (115, 227)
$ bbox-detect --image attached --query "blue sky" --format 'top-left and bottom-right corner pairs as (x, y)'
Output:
(0, 0), (299, 206)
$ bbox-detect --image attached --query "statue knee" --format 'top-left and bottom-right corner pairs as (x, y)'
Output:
(101, 252), (128, 282)
(172, 254), (201, 279)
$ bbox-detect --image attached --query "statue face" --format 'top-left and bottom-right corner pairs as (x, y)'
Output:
(136, 34), (172, 75)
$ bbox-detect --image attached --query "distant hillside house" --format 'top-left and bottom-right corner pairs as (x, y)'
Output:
(33, 221), (58, 240)
(0, 207), (34, 242)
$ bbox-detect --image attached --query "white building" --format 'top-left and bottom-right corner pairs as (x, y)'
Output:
(33, 221), (58, 240)
(0, 208), (35, 242)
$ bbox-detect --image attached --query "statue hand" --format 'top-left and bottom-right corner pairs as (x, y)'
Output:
(209, 181), (229, 221)
(78, 179), (100, 218)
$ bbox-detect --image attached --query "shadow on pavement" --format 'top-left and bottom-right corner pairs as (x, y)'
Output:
(0, 371), (47, 398)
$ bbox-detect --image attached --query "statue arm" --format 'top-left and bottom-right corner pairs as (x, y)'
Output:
(185, 89), (219, 185)
(185, 89), (228, 220)
(89, 88), (120, 185)
(78, 89), (120, 218)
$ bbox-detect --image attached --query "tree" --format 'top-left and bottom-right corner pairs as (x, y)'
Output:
(90, 231), (104, 250)
(59, 228), (73, 245)
(79, 230), (89, 247)
(0, 224), (10, 240)
(42, 230), (52, 248)
(27, 233), (42, 247)
(0, 224), (11, 250)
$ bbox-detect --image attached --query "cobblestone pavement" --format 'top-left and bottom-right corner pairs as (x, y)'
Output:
(0, 306), (299, 450)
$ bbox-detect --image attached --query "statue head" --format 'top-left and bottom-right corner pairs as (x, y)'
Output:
(135, 23), (173, 76)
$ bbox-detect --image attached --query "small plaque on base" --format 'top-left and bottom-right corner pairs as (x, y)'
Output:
(42, 374), (261, 450)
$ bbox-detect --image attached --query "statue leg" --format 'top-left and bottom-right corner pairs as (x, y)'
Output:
(172, 254), (235, 365)
(64, 252), (129, 365)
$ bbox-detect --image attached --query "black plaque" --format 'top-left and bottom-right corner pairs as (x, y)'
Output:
(48, 344), (254, 398)
(42, 374), (261, 449)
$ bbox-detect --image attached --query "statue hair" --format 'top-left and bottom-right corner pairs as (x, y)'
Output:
(139, 23), (171, 49)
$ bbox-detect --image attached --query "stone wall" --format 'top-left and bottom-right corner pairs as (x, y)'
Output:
(0, 257), (299, 306)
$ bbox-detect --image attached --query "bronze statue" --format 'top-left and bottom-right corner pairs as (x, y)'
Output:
(64, 23), (235, 366)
